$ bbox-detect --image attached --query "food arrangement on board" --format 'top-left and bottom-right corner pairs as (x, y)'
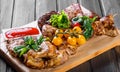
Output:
(3, 3), (119, 69)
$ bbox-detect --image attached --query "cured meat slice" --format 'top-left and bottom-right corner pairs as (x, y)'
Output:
(64, 3), (99, 19)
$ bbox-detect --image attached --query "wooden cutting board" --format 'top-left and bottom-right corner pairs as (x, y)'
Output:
(0, 21), (120, 72)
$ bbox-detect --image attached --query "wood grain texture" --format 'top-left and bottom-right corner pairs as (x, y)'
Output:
(36, 0), (57, 19)
(68, 62), (92, 72)
(0, 59), (6, 72)
(115, 46), (120, 70)
(91, 49), (119, 72)
(12, 0), (35, 27)
(0, 0), (14, 32)
(57, 0), (78, 11)
(78, 0), (102, 16)
(0, 0), (14, 72)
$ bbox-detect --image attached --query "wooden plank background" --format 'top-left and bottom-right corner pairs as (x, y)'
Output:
(0, 0), (120, 72)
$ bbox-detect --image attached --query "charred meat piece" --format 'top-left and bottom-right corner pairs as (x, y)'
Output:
(38, 11), (58, 29)
(42, 24), (57, 37)
(92, 15), (119, 37)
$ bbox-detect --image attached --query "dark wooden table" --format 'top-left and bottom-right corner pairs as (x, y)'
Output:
(0, 0), (120, 72)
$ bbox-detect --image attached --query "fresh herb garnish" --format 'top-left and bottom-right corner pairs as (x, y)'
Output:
(50, 10), (70, 29)
(81, 16), (97, 39)
(13, 35), (44, 57)
(13, 45), (29, 57)
(72, 16), (97, 39)
(37, 35), (44, 44)
(24, 36), (38, 51)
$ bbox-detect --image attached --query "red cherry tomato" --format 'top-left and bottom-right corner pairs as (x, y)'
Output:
(72, 22), (81, 27)
(89, 15), (93, 18)
(5, 27), (39, 38)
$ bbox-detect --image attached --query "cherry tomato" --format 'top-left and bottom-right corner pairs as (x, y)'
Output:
(89, 15), (93, 18)
(67, 36), (77, 45)
(55, 29), (63, 38)
(52, 36), (63, 46)
(5, 27), (39, 38)
(76, 35), (86, 45)
(73, 26), (82, 33)
(72, 22), (81, 27)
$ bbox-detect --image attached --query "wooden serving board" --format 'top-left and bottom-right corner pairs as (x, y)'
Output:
(0, 21), (120, 72)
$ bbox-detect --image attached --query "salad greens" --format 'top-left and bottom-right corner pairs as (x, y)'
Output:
(13, 35), (44, 57)
(50, 10), (70, 29)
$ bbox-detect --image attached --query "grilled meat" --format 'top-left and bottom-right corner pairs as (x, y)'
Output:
(23, 41), (69, 68)
(6, 38), (24, 57)
(92, 15), (119, 37)
(42, 24), (57, 37)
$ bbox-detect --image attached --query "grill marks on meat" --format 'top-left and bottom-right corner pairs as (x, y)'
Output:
(92, 15), (119, 37)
